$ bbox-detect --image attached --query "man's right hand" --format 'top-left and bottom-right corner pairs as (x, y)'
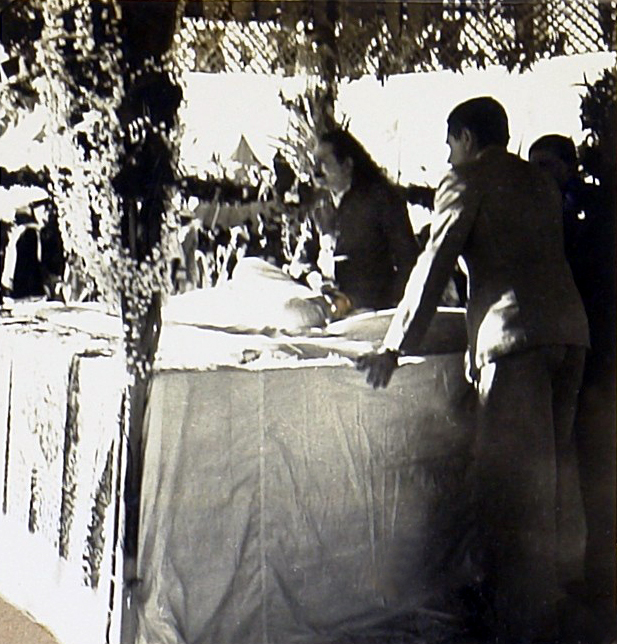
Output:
(356, 350), (399, 389)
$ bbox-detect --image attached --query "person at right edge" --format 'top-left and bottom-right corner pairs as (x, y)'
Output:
(529, 133), (617, 634)
(357, 97), (615, 643)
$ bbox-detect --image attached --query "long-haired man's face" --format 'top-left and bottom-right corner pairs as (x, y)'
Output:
(313, 142), (353, 194)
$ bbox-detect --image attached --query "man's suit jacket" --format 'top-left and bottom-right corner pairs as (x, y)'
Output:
(335, 178), (420, 310)
(382, 146), (589, 373)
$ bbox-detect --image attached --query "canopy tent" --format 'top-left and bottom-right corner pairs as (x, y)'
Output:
(229, 134), (265, 167)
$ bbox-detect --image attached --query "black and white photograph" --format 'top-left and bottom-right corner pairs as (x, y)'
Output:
(0, 1), (615, 643)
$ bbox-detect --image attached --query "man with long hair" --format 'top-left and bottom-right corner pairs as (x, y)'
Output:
(304, 128), (420, 311)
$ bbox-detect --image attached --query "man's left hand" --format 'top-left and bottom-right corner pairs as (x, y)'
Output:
(356, 350), (399, 389)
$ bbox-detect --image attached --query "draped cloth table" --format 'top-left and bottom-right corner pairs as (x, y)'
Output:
(135, 310), (477, 644)
(0, 279), (586, 644)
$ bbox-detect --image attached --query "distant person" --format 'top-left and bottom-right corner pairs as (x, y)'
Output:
(1, 209), (45, 299)
(357, 97), (607, 642)
(291, 128), (420, 312)
(272, 150), (296, 200)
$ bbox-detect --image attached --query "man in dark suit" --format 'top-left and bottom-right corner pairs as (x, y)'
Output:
(357, 97), (606, 643)
(304, 128), (420, 312)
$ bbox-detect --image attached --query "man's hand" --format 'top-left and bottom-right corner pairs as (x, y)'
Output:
(356, 350), (399, 389)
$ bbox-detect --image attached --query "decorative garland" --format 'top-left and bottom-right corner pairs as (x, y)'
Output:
(114, 0), (185, 380)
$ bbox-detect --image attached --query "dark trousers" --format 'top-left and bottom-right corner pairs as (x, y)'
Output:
(473, 345), (586, 641)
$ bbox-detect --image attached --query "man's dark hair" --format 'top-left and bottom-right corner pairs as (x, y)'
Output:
(528, 134), (578, 169)
(447, 97), (510, 150)
(319, 128), (385, 186)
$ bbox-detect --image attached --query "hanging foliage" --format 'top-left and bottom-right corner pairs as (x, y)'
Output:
(10, 0), (186, 382)
(0, 1), (43, 131)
